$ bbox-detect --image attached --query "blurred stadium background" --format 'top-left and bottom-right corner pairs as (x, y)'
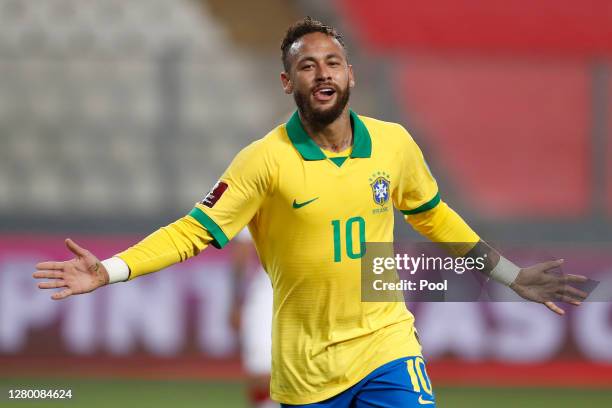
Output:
(1, 0), (611, 406)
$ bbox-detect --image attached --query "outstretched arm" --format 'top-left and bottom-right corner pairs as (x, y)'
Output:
(394, 126), (588, 315)
(34, 137), (275, 300)
(406, 202), (588, 315)
(33, 214), (213, 300)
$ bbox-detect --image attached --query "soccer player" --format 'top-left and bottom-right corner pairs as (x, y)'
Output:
(231, 229), (276, 408)
(34, 17), (589, 407)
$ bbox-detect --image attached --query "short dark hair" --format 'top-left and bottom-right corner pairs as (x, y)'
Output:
(280, 16), (346, 72)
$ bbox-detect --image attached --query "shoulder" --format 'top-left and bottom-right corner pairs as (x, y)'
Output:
(225, 123), (294, 181)
(357, 114), (417, 150)
(239, 123), (294, 158)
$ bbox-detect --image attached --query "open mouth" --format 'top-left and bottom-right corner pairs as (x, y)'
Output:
(313, 87), (336, 101)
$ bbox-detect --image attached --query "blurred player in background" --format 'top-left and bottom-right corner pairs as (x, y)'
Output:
(231, 229), (276, 408)
(34, 17), (589, 408)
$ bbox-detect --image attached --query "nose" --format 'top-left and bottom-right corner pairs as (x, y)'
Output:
(315, 63), (332, 82)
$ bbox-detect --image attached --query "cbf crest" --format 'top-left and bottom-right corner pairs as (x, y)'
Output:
(369, 171), (390, 206)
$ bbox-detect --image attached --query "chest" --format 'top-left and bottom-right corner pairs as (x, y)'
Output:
(273, 157), (399, 223)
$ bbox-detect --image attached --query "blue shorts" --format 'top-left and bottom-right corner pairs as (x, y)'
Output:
(281, 356), (436, 408)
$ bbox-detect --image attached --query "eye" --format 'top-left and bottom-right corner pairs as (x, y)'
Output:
(301, 63), (314, 70)
(328, 60), (341, 67)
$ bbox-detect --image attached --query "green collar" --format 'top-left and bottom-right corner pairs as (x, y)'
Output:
(285, 109), (372, 160)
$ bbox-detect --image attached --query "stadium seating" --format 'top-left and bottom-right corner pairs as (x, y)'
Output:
(0, 0), (280, 218)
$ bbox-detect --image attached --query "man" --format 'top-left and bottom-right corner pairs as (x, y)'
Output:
(34, 17), (588, 407)
(231, 228), (276, 408)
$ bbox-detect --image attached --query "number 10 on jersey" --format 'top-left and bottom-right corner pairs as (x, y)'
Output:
(331, 217), (366, 262)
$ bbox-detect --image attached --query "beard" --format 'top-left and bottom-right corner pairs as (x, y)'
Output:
(293, 82), (351, 129)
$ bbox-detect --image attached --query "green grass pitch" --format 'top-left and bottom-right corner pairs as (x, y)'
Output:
(0, 378), (611, 407)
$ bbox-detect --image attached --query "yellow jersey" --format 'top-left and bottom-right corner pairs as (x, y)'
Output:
(118, 110), (479, 404)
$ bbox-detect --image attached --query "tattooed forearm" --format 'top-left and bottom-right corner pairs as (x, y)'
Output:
(88, 262), (108, 285)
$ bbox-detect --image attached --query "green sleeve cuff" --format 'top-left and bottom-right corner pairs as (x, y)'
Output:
(188, 207), (229, 249)
(401, 192), (441, 215)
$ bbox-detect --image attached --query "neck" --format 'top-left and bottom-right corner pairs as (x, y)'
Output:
(300, 107), (352, 153)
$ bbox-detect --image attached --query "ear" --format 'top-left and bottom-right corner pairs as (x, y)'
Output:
(280, 71), (293, 94)
(348, 64), (355, 89)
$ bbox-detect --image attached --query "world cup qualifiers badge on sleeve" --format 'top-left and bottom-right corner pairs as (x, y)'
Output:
(201, 181), (228, 208)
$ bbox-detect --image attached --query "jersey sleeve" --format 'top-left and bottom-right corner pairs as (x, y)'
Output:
(392, 125), (440, 214)
(392, 125), (480, 251)
(188, 139), (275, 249)
(116, 215), (214, 279)
(406, 200), (480, 254)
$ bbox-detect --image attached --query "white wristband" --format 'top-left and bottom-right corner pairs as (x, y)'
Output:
(490, 256), (520, 286)
(101, 257), (130, 284)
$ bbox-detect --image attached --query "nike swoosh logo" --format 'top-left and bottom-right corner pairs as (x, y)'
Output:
(292, 197), (319, 209)
(418, 395), (435, 405)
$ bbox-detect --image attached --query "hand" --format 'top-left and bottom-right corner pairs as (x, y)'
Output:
(33, 238), (109, 300)
(510, 259), (588, 315)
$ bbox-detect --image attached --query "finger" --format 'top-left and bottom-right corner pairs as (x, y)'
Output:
(555, 293), (583, 305)
(565, 274), (588, 283)
(36, 261), (65, 270)
(562, 285), (588, 301)
(38, 280), (67, 289)
(65, 238), (89, 257)
(33, 271), (64, 279)
(544, 301), (565, 315)
(51, 288), (73, 300)
(541, 259), (564, 271)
